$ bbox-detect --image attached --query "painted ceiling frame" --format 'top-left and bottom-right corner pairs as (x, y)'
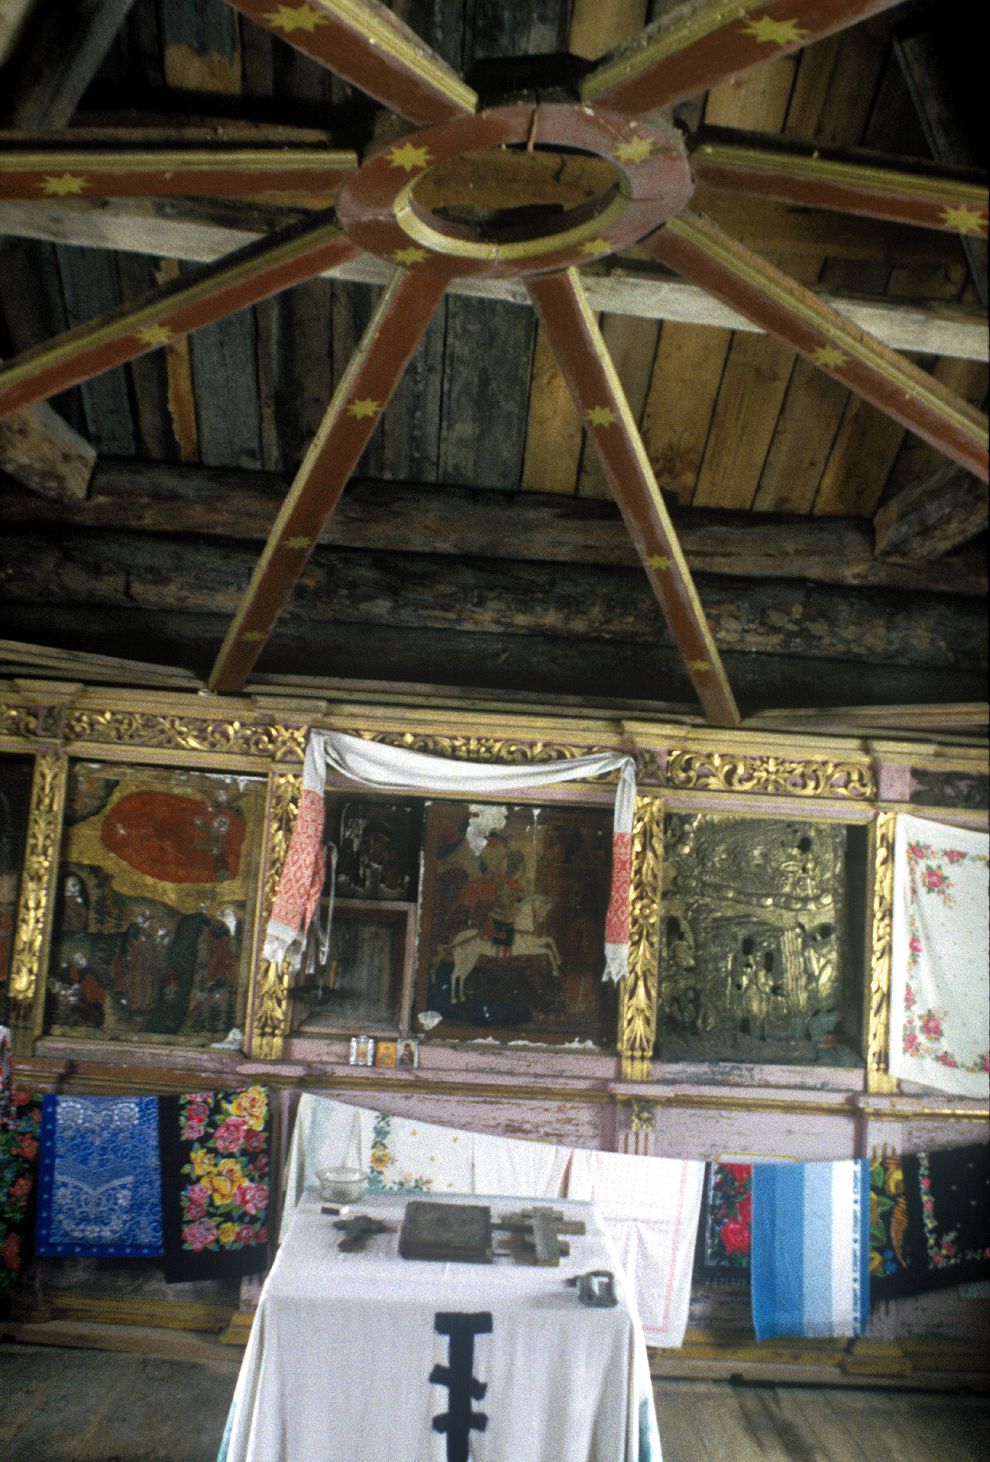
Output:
(0, 0), (986, 728)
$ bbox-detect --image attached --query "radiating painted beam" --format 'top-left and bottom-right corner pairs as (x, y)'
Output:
(223, 0), (476, 125)
(527, 267), (740, 728)
(690, 131), (989, 238)
(581, 0), (905, 115)
(0, 210), (361, 419)
(650, 211), (989, 482)
(0, 143), (357, 199)
(208, 265), (450, 693)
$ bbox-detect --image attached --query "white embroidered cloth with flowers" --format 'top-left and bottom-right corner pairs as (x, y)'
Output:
(219, 1192), (662, 1462)
(888, 813), (989, 1098)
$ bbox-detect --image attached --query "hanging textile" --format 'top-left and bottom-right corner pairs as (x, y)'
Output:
(900, 1143), (989, 1295)
(0, 1025), (12, 1132)
(567, 1147), (705, 1349)
(868, 1150), (915, 1304)
(279, 1092), (362, 1238)
(158, 1086), (270, 1282)
(473, 1129), (571, 1200)
(0, 1089), (42, 1298)
(694, 1162), (752, 1289)
(35, 1094), (163, 1258)
(751, 1160), (870, 1340)
(263, 730), (637, 982)
(888, 814), (989, 1098)
(356, 1105), (474, 1197)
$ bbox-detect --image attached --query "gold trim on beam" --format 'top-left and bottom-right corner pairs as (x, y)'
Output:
(247, 769), (303, 1060)
(619, 793), (664, 1079)
(7, 751), (67, 1057)
(0, 148), (358, 176)
(866, 811), (897, 1094)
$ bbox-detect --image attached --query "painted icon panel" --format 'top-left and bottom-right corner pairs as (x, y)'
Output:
(47, 762), (265, 1044)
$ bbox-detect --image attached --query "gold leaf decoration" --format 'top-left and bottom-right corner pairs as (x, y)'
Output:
(667, 749), (875, 799)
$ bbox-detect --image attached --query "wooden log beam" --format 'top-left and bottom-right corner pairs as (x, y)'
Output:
(0, 528), (984, 671)
(0, 603), (982, 714)
(0, 197), (984, 361)
(0, 388), (94, 499)
(0, 0), (137, 129)
(873, 462), (989, 561)
(1, 463), (985, 596)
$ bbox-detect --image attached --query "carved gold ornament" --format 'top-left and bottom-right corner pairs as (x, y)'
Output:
(60, 710), (305, 763)
(248, 771), (303, 1060)
(7, 753), (67, 1051)
(619, 795), (664, 1079)
(866, 812), (897, 1093)
(666, 749), (875, 799)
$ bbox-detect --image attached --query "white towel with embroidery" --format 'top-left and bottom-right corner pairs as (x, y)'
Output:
(472, 1129), (571, 1199)
(356, 1106), (474, 1196)
(567, 1147), (704, 1349)
(888, 814), (989, 1097)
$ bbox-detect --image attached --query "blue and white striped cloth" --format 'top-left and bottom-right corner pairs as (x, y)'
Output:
(751, 1159), (870, 1340)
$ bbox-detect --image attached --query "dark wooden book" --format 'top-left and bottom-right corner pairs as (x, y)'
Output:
(398, 1201), (493, 1263)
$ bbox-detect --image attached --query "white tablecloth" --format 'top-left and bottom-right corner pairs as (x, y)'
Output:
(221, 1193), (661, 1462)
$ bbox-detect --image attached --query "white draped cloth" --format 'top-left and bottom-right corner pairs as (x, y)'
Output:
(567, 1148), (705, 1349)
(472, 1129), (571, 1200)
(223, 1192), (661, 1462)
(888, 814), (989, 1098)
(264, 730), (636, 982)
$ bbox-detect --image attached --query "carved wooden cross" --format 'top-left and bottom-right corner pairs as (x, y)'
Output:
(493, 1207), (586, 1266)
(333, 1214), (394, 1252)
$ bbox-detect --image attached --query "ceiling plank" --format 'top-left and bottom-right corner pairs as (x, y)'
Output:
(579, 0), (905, 115)
(527, 267), (740, 727)
(639, 321), (730, 507)
(0, 0), (137, 129)
(692, 331), (795, 509)
(0, 197), (985, 360)
(649, 210), (989, 480)
(222, 0), (477, 125)
(0, 211), (361, 419)
(208, 265), (451, 693)
(2, 461), (984, 596)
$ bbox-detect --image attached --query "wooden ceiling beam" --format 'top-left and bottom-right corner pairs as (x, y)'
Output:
(0, 390), (95, 500)
(528, 267), (740, 726)
(873, 461), (988, 561)
(4, 464), (985, 596)
(0, 197), (983, 361)
(650, 210), (989, 480)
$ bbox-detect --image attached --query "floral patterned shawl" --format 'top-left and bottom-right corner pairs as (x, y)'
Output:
(0, 1089), (42, 1299)
(694, 1162), (752, 1288)
(158, 1086), (270, 1282)
(868, 1152), (915, 1303)
(900, 1144), (989, 1295)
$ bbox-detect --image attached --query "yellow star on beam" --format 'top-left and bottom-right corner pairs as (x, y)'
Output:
(283, 535), (312, 550)
(388, 142), (433, 173)
(813, 344), (850, 370)
(135, 323), (174, 347)
(347, 397), (381, 420)
(688, 659), (711, 673)
(647, 554), (672, 571)
(580, 237), (613, 256)
(264, 3), (326, 34)
(585, 405), (616, 428)
(940, 203), (988, 236)
(39, 172), (89, 196)
(392, 245), (428, 266)
(615, 136), (655, 165)
(741, 14), (806, 45)
(241, 630), (266, 643)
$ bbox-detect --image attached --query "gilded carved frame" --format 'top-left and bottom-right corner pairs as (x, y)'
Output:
(1, 687), (986, 1083)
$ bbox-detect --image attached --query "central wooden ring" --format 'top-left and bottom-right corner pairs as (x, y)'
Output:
(336, 102), (693, 279)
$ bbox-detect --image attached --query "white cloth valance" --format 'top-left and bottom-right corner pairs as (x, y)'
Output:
(888, 813), (989, 1098)
(264, 729), (637, 982)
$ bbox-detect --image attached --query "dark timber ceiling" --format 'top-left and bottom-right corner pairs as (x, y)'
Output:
(0, 0), (986, 734)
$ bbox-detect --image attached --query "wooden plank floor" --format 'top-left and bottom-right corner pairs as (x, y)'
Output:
(0, 1343), (987, 1460)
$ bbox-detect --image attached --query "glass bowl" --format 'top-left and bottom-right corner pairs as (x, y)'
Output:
(316, 1166), (366, 1203)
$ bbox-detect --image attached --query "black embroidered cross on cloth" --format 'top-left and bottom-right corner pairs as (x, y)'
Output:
(157, 1085), (270, 1282)
(900, 1143), (990, 1296)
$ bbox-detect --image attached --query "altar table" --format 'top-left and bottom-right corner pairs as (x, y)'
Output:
(220, 1192), (661, 1462)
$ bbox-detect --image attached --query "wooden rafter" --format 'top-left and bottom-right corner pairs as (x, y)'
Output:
(0, 212), (360, 419)
(222, 0), (477, 125)
(650, 211), (990, 481)
(208, 265), (451, 693)
(579, 0), (906, 115)
(527, 268), (740, 727)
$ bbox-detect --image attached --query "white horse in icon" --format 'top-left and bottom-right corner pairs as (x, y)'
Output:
(446, 894), (561, 1004)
